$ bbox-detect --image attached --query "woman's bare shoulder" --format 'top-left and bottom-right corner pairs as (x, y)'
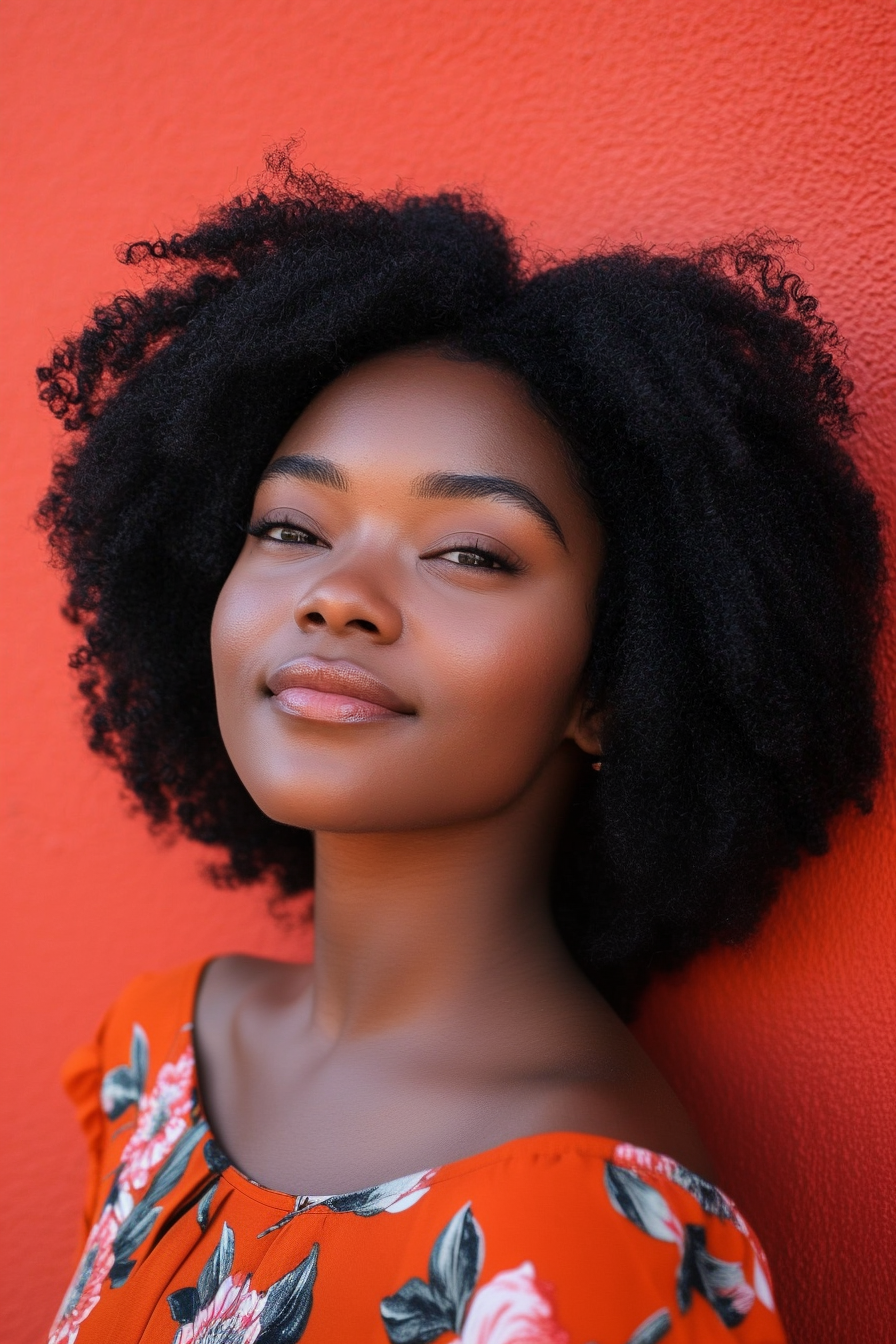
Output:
(196, 954), (716, 1185)
(196, 954), (311, 1034)
(538, 1003), (717, 1183)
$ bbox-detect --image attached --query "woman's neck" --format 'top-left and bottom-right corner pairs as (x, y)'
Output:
(308, 750), (586, 1041)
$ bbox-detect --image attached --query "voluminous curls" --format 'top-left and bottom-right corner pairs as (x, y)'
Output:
(38, 153), (886, 1015)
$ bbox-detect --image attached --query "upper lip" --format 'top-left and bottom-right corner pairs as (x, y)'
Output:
(267, 658), (415, 714)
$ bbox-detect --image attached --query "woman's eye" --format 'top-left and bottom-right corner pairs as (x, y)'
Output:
(435, 547), (517, 571)
(248, 519), (322, 546)
(426, 537), (522, 572)
(442, 548), (500, 568)
(267, 525), (317, 544)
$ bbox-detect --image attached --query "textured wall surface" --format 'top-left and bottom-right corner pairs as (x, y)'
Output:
(1, 2), (894, 1340)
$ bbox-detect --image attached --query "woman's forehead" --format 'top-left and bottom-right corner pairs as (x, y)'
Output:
(269, 349), (572, 483)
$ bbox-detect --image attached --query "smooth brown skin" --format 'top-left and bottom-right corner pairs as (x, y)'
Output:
(203, 349), (714, 1197)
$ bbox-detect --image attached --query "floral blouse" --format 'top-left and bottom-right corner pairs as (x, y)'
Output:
(49, 960), (788, 1344)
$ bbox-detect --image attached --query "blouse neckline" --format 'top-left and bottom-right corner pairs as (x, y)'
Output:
(183, 954), (697, 1213)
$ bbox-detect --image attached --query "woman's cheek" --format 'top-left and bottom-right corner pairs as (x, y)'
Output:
(433, 602), (585, 758)
(211, 573), (275, 759)
(212, 568), (280, 683)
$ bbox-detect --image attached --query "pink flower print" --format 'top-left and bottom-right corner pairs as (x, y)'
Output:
(168, 1226), (319, 1343)
(173, 1272), (265, 1344)
(119, 1047), (195, 1190)
(381, 1204), (567, 1344)
(48, 1185), (133, 1344)
(457, 1263), (569, 1344)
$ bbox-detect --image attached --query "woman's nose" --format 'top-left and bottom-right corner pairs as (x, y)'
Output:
(293, 565), (403, 644)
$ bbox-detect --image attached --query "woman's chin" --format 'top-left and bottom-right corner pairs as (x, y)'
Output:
(250, 781), (514, 837)
(248, 784), (432, 834)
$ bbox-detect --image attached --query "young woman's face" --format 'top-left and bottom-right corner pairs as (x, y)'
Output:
(212, 350), (604, 833)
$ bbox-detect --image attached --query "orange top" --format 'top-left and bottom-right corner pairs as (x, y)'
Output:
(49, 961), (788, 1344)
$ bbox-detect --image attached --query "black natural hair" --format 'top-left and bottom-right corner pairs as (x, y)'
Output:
(37, 152), (886, 1016)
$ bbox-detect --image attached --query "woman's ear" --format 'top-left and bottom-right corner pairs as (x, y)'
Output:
(565, 696), (604, 760)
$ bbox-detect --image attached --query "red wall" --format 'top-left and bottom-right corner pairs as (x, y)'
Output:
(1, 3), (894, 1340)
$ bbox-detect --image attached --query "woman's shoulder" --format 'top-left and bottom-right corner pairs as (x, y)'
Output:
(108, 956), (208, 1026)
(57, 958), (212, 1263)
(61, 958), (207, 1145)
(61, 954), (300, 1154)
(342, 1132), (785, 1343)
(81, 958), (206, 1068)
(431, 1129), (762, 1248)
(53, 959), (787, 1343)
(388, 1133), (783, 1341)
(194, 951), (308, 1025)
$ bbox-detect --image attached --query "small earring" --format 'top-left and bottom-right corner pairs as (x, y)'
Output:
(591, 756), (603, 772)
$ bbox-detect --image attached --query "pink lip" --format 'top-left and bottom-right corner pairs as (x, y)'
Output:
(267, 658), (414, 724)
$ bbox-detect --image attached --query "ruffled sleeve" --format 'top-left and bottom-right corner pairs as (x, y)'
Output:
(61, 1021), (110, 1249)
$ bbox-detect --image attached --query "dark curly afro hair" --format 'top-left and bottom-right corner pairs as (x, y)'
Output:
(38, 152), (886, 1015)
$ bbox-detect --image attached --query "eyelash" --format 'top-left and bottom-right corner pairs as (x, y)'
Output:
(247, 516), (521, 573)
(430, 542), (521, 573)
(246, 515), (322, 546)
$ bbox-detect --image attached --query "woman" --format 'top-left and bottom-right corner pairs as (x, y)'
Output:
(39, 156), (884, 1343)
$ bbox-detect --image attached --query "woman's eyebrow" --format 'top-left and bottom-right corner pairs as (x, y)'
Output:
(412, 471), (567, 547)
(258, 456), (566, 548)
(258, 455), (349, 491)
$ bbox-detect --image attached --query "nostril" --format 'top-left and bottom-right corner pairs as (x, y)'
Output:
(304, 611), (326, 626)
(349, 619), (378, 633)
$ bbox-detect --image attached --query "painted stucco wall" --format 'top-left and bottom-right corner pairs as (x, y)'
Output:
(1, 2), (893, 1340)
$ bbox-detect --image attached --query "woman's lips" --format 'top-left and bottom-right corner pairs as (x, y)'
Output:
(273, 686), (401, 723)
(266, 658), (413, 724)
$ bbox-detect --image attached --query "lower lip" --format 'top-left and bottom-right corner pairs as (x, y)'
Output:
(272, 687), (403, 724)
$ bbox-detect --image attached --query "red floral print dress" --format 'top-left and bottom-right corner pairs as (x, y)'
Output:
(49, 960), (789, 1344)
